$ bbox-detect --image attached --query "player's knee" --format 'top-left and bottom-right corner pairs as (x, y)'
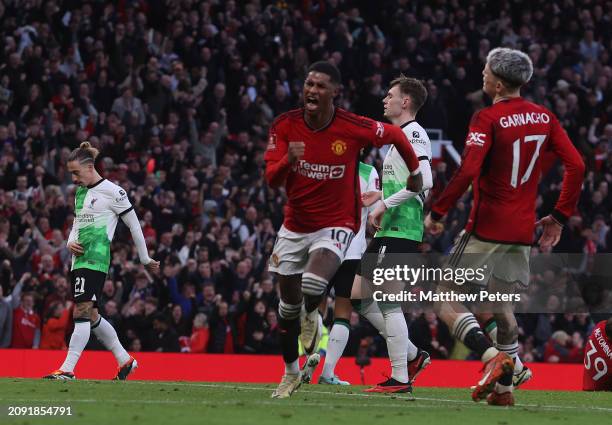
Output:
(73, 301), (93, 321)
(90, 311), (101, 328)
(278, 300), (302, 321)
(307, 248), (340, 276)
(301, 272), (329, 296)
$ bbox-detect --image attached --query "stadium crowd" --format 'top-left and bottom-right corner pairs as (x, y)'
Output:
(0, 0), (611, 365)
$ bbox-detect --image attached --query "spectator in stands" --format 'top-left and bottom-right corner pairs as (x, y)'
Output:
(188, 313), (210, 354)
(147, 313), (180, 353)
(0, 0), (609, 363)
(10, 292), (40, 348)
(40, 301), (72, 350)
(0, 271), (24, 347)
(208, 301), (236, 354)
(410, 310), (454, 359)
(544, 330), (583, 363)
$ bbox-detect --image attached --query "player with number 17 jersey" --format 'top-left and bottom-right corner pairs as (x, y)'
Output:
(431, 97), (584, 245)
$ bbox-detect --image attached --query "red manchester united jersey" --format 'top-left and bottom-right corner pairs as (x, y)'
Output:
(431, 97), (584, 245)
(583, 320), (612, 391)
(264, 108), (418, 233)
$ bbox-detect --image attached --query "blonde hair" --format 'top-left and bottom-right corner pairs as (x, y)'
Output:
(68, 141), (99, 165)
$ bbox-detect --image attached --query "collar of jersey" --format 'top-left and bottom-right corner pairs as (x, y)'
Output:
(303, 107), (337, 132)
(87, 178), (105, 189)
(400, 120), (416, 128)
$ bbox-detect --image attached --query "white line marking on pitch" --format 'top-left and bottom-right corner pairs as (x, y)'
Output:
(122, 381), (612, 413)
(0, 398), (454, 410)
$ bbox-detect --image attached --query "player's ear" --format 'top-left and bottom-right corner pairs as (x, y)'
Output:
(403, 96), (411, 110)
(332, 83), (340, 98)
(496, 80), (505, 95)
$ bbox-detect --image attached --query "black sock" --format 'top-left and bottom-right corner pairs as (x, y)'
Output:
(463, 327), (493, 358)
(278, 316), (300, 364)
(498, 370), (513, 386)
(304, 294), (323, 313)
(498, 354), (515, 386)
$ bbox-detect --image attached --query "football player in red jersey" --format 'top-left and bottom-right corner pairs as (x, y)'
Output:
(265, 61), (423, 398)
(425, 47), (585, 406)
(583, 318), (612, 391)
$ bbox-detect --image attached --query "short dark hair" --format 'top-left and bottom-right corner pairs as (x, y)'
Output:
(606, 318), (612, 338)
(389, 74), (428, 114)
(307, 61), (341, 85)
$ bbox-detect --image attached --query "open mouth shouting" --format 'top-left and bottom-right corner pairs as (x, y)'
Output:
(305, 96), (319, 111)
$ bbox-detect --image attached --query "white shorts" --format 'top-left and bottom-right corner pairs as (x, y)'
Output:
(268, 225), (355, 276)
(345, 224), (367, 260)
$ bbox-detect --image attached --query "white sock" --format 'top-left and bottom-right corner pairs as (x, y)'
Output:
(487, 326), (498, 343)
(497, 341), (521, 373)
(496, 382), (513, 393)
(406, 330), (418, 362)
(306, 308), (319, 321)
(382, 305), (409, 383)
(513, 354), (524, 373)
(321, 321), (350, 379)
(356, 300), (387, 338)
(482, 346), (499, 363)
(60, 321), (91, 373)
(92, 317), (131, 366)
(485, 321), (524, 373)
(285, 359), (299, 375)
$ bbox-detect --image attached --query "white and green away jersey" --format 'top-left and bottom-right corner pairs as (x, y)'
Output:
(70, 179), (133, 273)
(345, 162), (379, 260)
(377, 120), (431, 241)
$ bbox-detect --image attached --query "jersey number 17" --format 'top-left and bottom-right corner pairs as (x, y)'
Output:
(510, 135), (546, 188)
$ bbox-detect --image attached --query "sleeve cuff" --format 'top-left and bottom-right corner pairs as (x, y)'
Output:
(551, 209), (568, 226)
(119, 206), (134, 217)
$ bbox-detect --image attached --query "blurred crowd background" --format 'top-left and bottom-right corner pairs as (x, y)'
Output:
(1, 0), (611, 365)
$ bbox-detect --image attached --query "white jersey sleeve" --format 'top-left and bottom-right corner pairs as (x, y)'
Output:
(109, 184), (133, 216)
(345, 163), (379, 261)
(404, 122), (432, 161)
(366, 166), (381, 214)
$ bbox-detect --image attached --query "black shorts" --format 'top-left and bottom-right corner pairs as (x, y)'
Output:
(71, 268), (106, 306)
(328, 259), (359, 298)
(357, 237), (421, 277)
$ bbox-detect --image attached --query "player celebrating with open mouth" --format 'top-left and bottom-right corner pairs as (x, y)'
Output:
(265, 61), (423, 398)
(44, 142), (159, 380)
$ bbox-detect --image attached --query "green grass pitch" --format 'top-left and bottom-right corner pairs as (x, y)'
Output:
(1, 379), (611, 425)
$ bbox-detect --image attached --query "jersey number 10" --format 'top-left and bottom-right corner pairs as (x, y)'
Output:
(510, 135), (546, 188)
